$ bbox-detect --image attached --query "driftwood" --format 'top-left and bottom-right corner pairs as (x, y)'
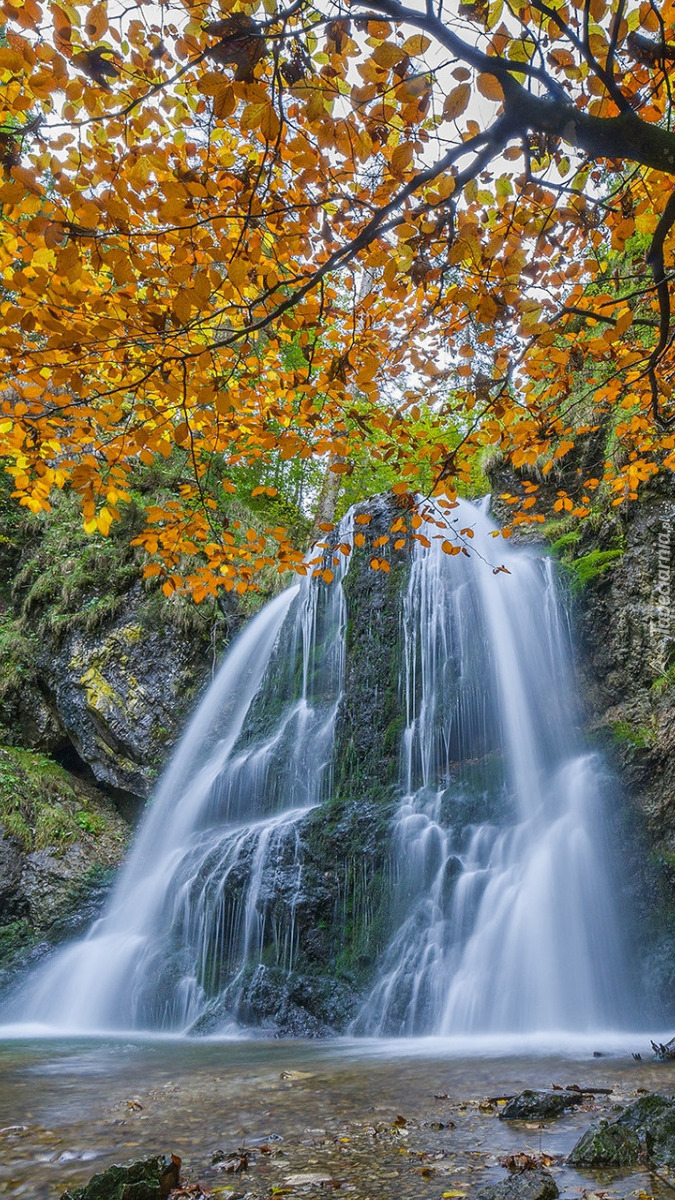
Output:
(564, 1084), (613, 1095)
(651, 1036), (675, 1062)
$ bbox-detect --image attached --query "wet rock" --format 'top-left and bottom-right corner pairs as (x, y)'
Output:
(59, 1153), (179, 1200)
(475, 1167), (559, 1200)
(46, 608), (208, 799)
(0, 746), (130, 986)
(0, 832), (23, 915)
(22, 844), (107, 935)
(568, 1093), (675, 1167)
(499, 1090), (583, 1121)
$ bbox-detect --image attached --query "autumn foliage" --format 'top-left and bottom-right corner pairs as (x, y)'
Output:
(1, 0), (675, 593)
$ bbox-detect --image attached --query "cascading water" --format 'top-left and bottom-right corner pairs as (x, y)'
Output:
(355, 497), (631, 1036)
(4, 494), (633, 1039)
(11, 517), (351, 1034)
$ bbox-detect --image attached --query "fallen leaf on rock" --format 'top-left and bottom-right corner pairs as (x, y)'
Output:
(499, 1152), (559, 1172)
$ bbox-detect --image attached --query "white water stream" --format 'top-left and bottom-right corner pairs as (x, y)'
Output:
(9, 517), (351, 1033)
(356, 498), (629, 1035)
(3, 497), (632, 1037)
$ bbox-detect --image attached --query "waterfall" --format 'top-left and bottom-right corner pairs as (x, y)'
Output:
(355, 497), (631, 1036)
(11, 518), (351, 1034)
(5, 494), (632, 1038)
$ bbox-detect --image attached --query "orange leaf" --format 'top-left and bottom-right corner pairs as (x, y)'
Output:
(476, 73), (503, 101)
(443, 83), (471, 121)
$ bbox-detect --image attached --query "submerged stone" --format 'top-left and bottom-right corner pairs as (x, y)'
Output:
(59, 1154), (179, 1200)
(475, 1167), (559, 1200)
(499, 1090), (584, 1120)
(568, 1093), (675, 1167)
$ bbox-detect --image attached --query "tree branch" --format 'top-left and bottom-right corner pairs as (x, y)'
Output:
(646, 188), (675, 428)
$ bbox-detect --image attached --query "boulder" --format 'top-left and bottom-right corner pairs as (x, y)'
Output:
(475, 1168), (559, 1200)
(568, 1093), (675, 1168)
(499, 1090), (584, 1121)
(59, 1154), (179, 1200)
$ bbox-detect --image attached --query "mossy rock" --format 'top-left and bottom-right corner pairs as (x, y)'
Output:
(0, 744), (126, 853)
(500, 1090), (583, 1121)
(475, 1168), (559, 1200)
(568, 1094), (675, 1167)
(60, 1154), (179, 1200)
(567, 548), (623, 591)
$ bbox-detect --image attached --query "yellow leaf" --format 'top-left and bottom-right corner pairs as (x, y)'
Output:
(240, 103), (265, 130)
(228, 258), (248, 288)
(97, 507), (113, 536)
(401, 34), (431, 55)
(372, 41), (406, 68)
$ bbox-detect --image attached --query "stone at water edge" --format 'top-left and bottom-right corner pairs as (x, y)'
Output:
(475, 1168), (559, 1200)
(59, 1153), (180, 1200)
(568, 1093), (675, 1167)
(499, 1091), (584, 1120)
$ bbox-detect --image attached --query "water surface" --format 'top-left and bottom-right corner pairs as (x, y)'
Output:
(1, 1035), (674, 1198)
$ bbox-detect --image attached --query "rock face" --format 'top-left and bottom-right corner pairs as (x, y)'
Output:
(0, 745), (130, 985)
(568, 1094), (675, 1168)
(499, 1091), (583, 1121)
(43, 596), (211, 798)
(570, 477), (675, 1010)
(0, 488), (237, 803)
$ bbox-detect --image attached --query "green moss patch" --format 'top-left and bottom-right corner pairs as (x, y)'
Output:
(567, 548), (624, 589)
(0, 745), (113, 851)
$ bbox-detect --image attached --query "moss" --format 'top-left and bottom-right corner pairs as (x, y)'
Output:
(652, 662), (675, 695)
(80, 665), (120, 711)
(0, 745), (111, 851)
(0, 919), (35, 967)
(60, 1154), (177, 1200)
(568, 1120), (640, 1167)
(569, 1095), (675, 1169)
(567, 547), (623, 590)
(0, 612), (41, 710)
(550, 529), (582, 556)
(610, 719), (654, 749)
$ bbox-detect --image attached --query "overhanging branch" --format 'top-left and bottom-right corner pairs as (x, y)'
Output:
(646, 188), (675, 429)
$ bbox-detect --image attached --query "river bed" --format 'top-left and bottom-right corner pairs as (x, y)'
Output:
(0, 1034), (673, 1199)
